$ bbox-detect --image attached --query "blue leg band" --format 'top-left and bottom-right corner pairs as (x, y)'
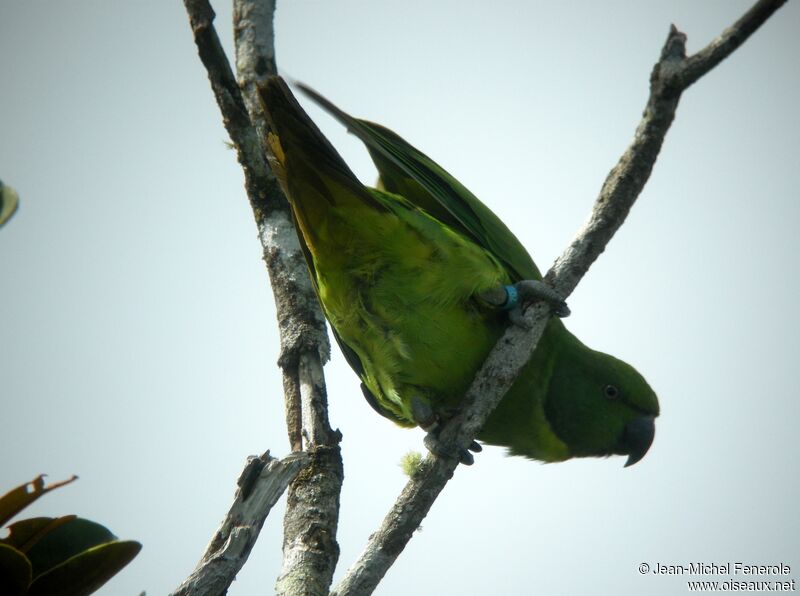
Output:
(502, 284), (519, 310)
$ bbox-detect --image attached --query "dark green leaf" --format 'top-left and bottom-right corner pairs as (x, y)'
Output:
(0, 543), (32, 596)
(26, 518), (116, 578)
(27, 540), (142, 596)
(0, 516), (77, 554)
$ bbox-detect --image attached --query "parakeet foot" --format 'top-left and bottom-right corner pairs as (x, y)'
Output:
(480, 280), (570, 322)
(410, 395), (438, 431)
(411, 396), (481, 465)
(423, 434), (481, 465)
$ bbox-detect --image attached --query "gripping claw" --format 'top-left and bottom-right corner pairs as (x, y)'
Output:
(414, 396), (483, 466)
(480, 281), (569, 319)
(423, 434), (476, 465)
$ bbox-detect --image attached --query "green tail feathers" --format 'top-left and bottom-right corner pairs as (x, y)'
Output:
(259, 76), (659, 466)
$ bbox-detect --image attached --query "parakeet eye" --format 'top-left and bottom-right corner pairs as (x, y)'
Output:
(604, 384), (620, 399)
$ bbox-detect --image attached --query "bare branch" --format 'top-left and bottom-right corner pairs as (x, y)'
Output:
(680, 0), (787, 88)
(233, 0), (276, 85)
(171, 452), (310, 596)
(274, 355), (343, 596)
(182, 0), (279, 221)
(182, 1), (343, 595)
(182, 0), (332, 448)
(233, 2), (343, 594)
(546, 0), (785, 297)
(330, 2), (785, 593)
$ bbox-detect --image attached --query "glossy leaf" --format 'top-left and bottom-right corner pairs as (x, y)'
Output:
(0, 543), (32, 596)
(25, 518), (116, 579)
(27, 540), (142, 596)
(0, 516), (77, 554)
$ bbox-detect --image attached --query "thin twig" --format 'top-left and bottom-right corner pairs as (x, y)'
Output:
(331, 2), (785, 593)
(171, 452), (310, 596)
(679, 0), (788, 88)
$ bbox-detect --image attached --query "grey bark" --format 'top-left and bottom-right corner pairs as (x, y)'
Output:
(232, 2), (343, 595)
(171, 452), (310, 596)
(181, 1), (343, 595)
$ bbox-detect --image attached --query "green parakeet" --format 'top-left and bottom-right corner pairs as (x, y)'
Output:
(259, 77), (659, 466)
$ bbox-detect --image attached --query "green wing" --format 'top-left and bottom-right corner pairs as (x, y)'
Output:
(259, 77), (408, 425)
(295, 83), (541, 282)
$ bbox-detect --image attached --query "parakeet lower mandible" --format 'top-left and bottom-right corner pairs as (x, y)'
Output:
(258, 77), (659, 467)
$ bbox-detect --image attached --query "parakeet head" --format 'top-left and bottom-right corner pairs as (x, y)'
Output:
(545, 336), (659, 467)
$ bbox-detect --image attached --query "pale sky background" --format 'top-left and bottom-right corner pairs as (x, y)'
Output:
(1, 1), (798, 595)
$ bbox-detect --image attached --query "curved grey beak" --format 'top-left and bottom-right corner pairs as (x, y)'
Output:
(622, 415), (656, 467)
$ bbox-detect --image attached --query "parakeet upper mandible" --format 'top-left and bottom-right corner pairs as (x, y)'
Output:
(258, 77), (659, 467)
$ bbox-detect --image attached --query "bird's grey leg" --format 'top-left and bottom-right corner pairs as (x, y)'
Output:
(411, 396), (482, 466)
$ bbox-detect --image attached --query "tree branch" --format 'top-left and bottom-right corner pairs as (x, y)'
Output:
(171, 452), (310, 596)
(330, 2), (786, 593)
(231, 2), (343, 595)
(183, 0), (332, 449)
(182, 1), (343, 595)
(679, 0), (788, 88)
(272, 353), (342, 596)
(182, 0), (279, 222)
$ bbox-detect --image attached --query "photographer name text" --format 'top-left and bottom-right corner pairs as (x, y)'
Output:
(650, 563), (791, 576)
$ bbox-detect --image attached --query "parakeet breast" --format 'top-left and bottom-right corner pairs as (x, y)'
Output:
(308, 188), (510, 425)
